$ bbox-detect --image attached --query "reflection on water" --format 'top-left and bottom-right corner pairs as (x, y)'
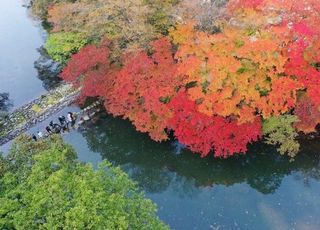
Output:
(0, 0), (61, 110)
(34, 47), (62, 90)
(0, 93), (12, 123)
(79, 114), (320, 194)
(0, 93), (12, 112)
(64, 113), (320, 229)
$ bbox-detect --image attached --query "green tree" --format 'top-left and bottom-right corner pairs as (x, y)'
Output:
(262, 115), (300, 158)
(144, 0), (178, 35)
(0, 135), (168, 229)
(45, 32), (87, 64)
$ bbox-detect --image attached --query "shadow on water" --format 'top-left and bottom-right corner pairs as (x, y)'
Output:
(0, 93), (12, 111)
(0, 93), (12, 120)
(79, 113), (320, 196)
(34, 47), (62, 90)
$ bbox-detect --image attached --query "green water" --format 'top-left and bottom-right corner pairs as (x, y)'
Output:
(62, 113), (320, 229)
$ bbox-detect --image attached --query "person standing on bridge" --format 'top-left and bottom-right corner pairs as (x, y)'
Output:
(49, 121), (61, 134)
(58, 115), (68, 132)
(67, 112), (76, 128)
(45, 126), (52, 134)
(58, 115), (66, 126)
(37, 131), (44, 139)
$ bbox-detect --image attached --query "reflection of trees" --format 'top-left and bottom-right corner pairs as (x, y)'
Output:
(34, 47), (62, 90)
(0, 93), (12, 131)
(127, 166), (173, 194)
(80, 114), (320, 195)
(0, 93), (11, 111)
(292, 141), (320, 186)
(0, 93), (12, 120)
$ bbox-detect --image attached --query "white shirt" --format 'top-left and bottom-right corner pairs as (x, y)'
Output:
(67, 114), (73, 122)
(37, 132), (44, 138)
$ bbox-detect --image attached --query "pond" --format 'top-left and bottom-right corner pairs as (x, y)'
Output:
(62, 113), (320, 230)
(1, 1), (320, 229)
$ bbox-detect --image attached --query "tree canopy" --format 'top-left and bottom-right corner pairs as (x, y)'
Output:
(0, 135), (167, 229)
(45, 32), (87, 64)
(32, 0), (320, 158)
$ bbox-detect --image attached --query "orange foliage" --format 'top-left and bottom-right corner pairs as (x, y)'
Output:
(61, 0), (320, 158)
(170, 22), (299, 122)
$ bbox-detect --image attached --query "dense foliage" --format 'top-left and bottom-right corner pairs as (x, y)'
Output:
(0, 135), (167, 229)
(262, 115), (300, 157)
(31, 0), (74, 20)
(46, 0), (176, 52)
(33, 0), (320, 158)
(45, 32), (87, 64)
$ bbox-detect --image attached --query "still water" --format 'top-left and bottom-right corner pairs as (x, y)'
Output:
(0, 0), (48, 110)
(61, 113), (320, 230)
(1, 1), (320, 229)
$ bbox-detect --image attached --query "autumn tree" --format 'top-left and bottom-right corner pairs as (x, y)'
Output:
(173, 0), (227, 32)
(168, 92), (262, 158)
(60, 0), (320, 158)
(61, 38), (181, 141)
(165, 0), (320, 157)
(144, 0), (179, 35)
(31, 0), (74, 20)
(104, 38), (183, 141)
(294, 95), (320, 134)
(223, 0), (320, 154)
(60, 41), (114, 101)
(48, 0), (159, 52)
(170, 22), (302, 123)
(224, 0), (320, 109)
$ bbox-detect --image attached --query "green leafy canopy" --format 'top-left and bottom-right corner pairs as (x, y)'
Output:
(45, 32), (87, 64)
(262, 115), (300, 158)
(0, 135), (168, 229)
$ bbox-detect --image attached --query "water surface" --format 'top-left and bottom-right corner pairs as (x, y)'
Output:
(2, 111), (320, 229)
(0, 0), (46, 110)
(63, 114), (320, 230)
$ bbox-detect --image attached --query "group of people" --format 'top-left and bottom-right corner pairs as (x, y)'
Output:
(31, 101), (102, 141)
(32, 112), (76, 141)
